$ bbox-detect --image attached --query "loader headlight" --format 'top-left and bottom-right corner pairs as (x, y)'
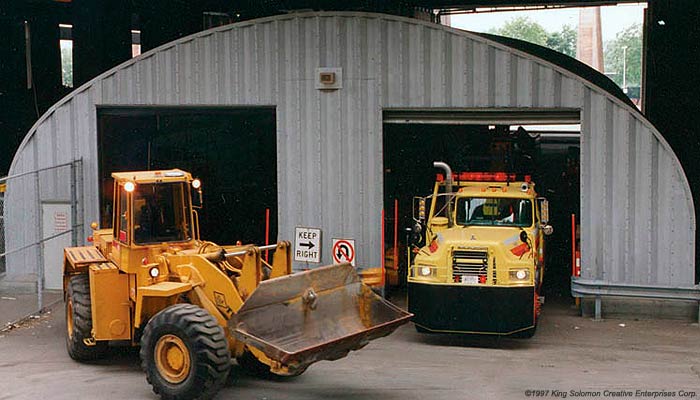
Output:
(192, 179), (201, 189)
(420, 266), (432, 276)
(509, 269), (530, 281)
(124, 182), (135, 192)
(149, 267), (160, 278)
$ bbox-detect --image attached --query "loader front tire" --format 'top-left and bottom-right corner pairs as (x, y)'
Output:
(65, 274), (108, 361)
(140, 304), (231, 400)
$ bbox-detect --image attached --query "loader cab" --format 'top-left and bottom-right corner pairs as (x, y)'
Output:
(111, 170), (200, 272)
(132, 183), (192, 244)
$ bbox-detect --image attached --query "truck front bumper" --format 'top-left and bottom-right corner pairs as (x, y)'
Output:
(408, 281), (535, 335)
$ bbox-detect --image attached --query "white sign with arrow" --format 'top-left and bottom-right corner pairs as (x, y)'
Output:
(294, 227), (321, 263)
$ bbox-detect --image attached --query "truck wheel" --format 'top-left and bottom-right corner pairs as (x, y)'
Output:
(65, 274), (108, 361)
(237, 349), (307, 378)
(140, 304), (231, 400)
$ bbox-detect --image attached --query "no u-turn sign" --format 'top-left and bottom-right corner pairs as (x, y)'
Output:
(332, 238), (355, 266)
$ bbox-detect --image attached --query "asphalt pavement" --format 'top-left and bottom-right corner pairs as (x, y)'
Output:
(0, 297), (698, 400)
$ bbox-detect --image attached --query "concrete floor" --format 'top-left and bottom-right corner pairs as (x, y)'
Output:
(0, 298), (698, 400)
(0, 291), (62, 327)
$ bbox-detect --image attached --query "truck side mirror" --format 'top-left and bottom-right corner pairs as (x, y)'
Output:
(405, 226), (421, 247)
(541, 224), (554, 236)
(413, 221), (423, 234)
(417, 197), (426, 222)
(538, 198), (550, 224)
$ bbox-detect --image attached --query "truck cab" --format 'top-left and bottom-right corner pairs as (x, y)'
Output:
(408, 162), (552, 337)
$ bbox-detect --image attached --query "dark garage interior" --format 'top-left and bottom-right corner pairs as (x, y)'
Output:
(383, 121), (580, 298)
(97, 106), (277, 246)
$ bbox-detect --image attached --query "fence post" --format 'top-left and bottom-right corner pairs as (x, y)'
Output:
(35, 171), (44, 311)
(77, 160), (84, 242)
(70, 161), (79, 247)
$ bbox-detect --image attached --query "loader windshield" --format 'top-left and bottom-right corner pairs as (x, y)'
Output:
(456, 197), (533, 227)
(133, 182), (192, 244)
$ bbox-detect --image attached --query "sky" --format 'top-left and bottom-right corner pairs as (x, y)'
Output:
(449, 3), (646, 43)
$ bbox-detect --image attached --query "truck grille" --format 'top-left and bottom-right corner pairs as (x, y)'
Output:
(451, 249), (488, 283)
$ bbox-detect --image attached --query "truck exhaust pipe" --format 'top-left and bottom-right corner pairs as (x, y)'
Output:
(433, 161), (454, 227)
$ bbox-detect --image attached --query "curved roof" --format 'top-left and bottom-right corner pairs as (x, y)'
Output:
(5, 11), (695, 290)
(6, 12), (653, 166)
(477, 32), (638, 110)
(7, 12), (653, 167)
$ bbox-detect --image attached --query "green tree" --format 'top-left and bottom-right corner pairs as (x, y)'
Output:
(490, 17), (577, 57)
(604, 23), (642, 88)
(546, 24), (577, 58)
(489, 16), (548, 46)
(60, 41), (73, 88)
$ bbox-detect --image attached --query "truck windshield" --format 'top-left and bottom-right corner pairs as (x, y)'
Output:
(455, 197), (533, 227)
(133, 182), (192, 244)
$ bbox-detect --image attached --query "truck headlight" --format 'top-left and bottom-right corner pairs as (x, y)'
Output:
(509, 269), (530, 281)
(413, 265), (436, 278)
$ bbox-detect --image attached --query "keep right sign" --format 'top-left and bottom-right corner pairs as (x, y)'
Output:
(331, 238), (355, 267)
(294, 227), (321, 263)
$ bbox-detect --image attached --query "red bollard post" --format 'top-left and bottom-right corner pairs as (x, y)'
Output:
(394, 199), (399, 271)
(571, 214), (576, 277)
(265, 208), (270, 262)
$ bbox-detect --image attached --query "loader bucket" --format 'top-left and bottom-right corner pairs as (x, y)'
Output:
(229, 263), (412, 370)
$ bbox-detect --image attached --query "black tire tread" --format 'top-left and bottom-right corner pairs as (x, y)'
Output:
(140, 304), (231, 400)
(236, 350), (273, 378)
(236, 349), (307, 378)
(65, 274), (108, 361)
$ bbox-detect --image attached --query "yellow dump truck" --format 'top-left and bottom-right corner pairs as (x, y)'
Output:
(63, 169), (411, 399)
(408, 162), (552, 337)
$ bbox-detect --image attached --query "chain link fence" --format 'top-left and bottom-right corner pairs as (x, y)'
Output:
(0, 184), (5, 274)
(0, 160), (83, 322)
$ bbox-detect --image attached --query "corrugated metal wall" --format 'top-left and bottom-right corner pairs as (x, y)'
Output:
(4, 12), (695, 289)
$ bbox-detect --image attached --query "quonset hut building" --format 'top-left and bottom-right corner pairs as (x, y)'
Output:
(2, 12), (697, 315)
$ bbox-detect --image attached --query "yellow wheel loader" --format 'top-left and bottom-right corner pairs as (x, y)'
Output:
(63, 169), (411, 399)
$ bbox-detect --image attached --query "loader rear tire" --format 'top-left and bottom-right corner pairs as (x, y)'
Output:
(65, 274), (108, 361)
(140, 304), (231, 400)
(237, 350), (307, 378)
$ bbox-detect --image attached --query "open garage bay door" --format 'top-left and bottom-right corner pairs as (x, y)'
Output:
(382, 108), (580, 298)
(383, 108), (580, 125)
(97, 106), (277, 246)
